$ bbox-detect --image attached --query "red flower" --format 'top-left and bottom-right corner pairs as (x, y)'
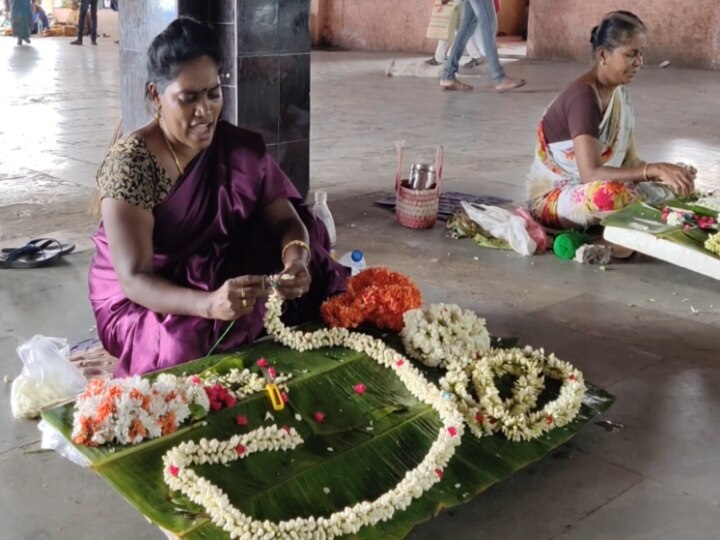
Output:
(475, 413), (484, 423)
(435, 469), (444, 480)
(256, 358), (269, 368)
(282, 425), (291, 434)
(236, 444), (246, 455)
(395, 359), (406, 367)
(313, 411), (326, 423)
(267, 367), (278, 379)
(281, 391), (289, 404)
(545, 415), (554, 425)
(235, 415), (248, 426)
(568, 374), (576, 381)
(168, 465), (179, 477)
(447, 426), (458, 437)
(353, 384), (366, 395)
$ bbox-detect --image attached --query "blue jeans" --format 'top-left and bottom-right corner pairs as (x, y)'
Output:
(442, 0), (504, 83)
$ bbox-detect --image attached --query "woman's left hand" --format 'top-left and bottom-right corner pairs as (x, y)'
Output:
(276, 259), (312, 300)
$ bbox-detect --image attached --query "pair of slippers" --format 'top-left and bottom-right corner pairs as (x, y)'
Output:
(0, 238), (76, 269)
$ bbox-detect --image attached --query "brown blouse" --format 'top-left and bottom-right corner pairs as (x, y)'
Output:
(542, 81), (602, 144)
(96, 136), (173, 210)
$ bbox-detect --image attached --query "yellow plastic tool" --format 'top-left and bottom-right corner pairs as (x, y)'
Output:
(265, 383), (285, 411)
(260, 366), (285, 411)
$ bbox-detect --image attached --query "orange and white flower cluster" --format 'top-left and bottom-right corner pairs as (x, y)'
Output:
(71, 374), (209, 446)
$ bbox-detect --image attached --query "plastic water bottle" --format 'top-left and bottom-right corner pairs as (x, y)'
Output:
(338, 250), (367, 276)
(313, 190), (336, 258)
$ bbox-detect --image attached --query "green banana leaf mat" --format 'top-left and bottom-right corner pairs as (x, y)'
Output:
(42, 334), (614, 539)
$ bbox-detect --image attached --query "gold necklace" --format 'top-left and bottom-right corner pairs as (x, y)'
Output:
(158, 118), (184, 176)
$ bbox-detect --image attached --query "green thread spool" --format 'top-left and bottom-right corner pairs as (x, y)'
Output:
(553, 231), (587, 260)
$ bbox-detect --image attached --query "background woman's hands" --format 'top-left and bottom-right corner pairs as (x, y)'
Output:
(648, 162), (696, 197)
(206, 276), (266, 321)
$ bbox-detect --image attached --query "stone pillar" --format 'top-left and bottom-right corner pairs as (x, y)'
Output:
(118, 0), (311, 196)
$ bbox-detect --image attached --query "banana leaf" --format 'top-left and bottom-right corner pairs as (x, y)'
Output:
(601, 202), (719, 260)
(42, 335), (613, 540)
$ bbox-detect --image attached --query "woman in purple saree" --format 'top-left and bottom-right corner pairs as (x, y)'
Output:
(89, 18), (347, 376)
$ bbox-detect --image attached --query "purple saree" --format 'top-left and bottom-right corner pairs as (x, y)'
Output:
(89, 121), (348, 376)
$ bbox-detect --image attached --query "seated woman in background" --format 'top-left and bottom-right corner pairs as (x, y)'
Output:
(89, 18), (347, 377)
(527, 10), (696, 229)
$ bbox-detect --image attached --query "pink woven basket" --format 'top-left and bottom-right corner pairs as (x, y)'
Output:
(394, 143), (444, 230)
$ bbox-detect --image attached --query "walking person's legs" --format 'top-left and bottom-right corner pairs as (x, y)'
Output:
(426, 39), (449, 65)
(463, 28), (485, 68)
(70, 0), (89, 44)
(466, 0), (525, 91)
(89, 0), (98, 44)
(440, 1), (477, 90)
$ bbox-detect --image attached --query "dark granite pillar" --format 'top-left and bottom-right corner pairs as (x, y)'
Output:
(118, 0), (311, 196)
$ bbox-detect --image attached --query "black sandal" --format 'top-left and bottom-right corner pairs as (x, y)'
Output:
(2, 238), (75, 256)
(0, 239), (64, 269)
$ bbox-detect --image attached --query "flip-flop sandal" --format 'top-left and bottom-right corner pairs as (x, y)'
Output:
(440, 79), (474, 91)
(2, 238), (75, 256)
(0, 238), (64, 269)
(496, 78), (527, 93)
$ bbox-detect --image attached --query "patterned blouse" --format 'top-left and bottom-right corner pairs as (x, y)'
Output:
(96, 136), (173, 210)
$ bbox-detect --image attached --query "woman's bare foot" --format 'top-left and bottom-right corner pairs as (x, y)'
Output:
(440, 79), (473, 91)
(495, 77), (526, 93)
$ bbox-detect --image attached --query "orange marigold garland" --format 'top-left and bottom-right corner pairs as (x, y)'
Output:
(320, 267), (422, 331)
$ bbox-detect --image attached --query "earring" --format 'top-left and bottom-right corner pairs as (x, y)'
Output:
(154, 110), (161, 121)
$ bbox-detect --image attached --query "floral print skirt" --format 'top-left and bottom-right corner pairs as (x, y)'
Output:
(529, 181), (641, 229)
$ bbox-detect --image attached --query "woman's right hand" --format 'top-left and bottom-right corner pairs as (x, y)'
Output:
(205, 276), (266, 321)
(647, 162), (696, 197)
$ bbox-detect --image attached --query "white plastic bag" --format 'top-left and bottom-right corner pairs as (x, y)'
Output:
(461, 202), (537, 256)
(38, 419), (91, 468)
(11, 336), (87, 420)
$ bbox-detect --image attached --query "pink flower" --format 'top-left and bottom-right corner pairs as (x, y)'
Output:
(190, 375), (201, 385)
(592, 186), (617, 212)
(395, 359), (405, 368)
(168, 465), (179, 477)
(435, 469), (443, 480)
(236, 444), (246, 455)
(353, 384), (366, 395)
(282, 425), (291, 434)
(447, 426), (458, 437)
(267, 366), (278, 379)
(256, 358), (269, 368)
(313, 411), (326, 423)
(281, 391), (289, 404)
(235, 415), (248, 426)
(225, 395), (237, 408)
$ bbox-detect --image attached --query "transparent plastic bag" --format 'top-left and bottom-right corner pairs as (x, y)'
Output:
(38, 419), (91, 467)
(461, 202), (537, 256)
(10, 336), (87, 420)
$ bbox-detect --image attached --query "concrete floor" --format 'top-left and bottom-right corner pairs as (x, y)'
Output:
(1, 37), (720, 540)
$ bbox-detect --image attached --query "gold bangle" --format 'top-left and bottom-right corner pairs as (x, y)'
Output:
(643, 163), (650, 182)
(281, 240), (310, 263)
